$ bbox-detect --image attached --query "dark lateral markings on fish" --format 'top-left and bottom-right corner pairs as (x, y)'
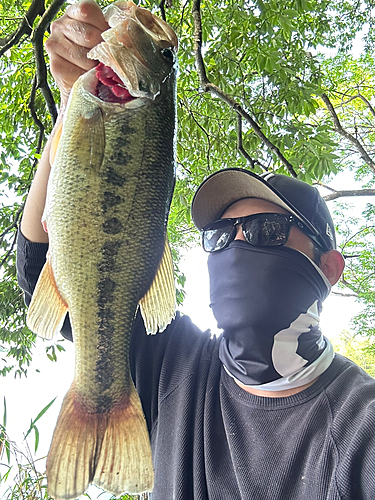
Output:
(108, 150), (133, 166)
(98, 240), (123, 273)
(102, 217), (123, 234)
(116, 122), (136, 138)
(104, 167), (128, 187)
(98, 277), (116, 307)
(96, 324), (115, 397)
(102, 191), (123, 212)
(102, 240), (122, 258)
(96, 286), (116, 400)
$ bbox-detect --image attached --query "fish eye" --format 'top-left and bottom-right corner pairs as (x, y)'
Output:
(161, 48), (174, 61)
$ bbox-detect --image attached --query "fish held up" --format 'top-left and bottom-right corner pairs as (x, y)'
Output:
(26, 2), (178, 499)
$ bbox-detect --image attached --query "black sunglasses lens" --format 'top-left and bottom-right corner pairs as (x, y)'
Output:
(203, 220), (235, 252)
(202, 214), (294, 252)
(243, 216), (290, 246)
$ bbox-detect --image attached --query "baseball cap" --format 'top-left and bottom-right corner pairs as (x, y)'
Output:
(191, 168), (336, 252)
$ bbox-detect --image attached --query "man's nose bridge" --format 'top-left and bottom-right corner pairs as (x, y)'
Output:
(234, 221), (245, 240)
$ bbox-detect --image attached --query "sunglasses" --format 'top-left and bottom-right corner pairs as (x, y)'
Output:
(201, 212), (322, 253)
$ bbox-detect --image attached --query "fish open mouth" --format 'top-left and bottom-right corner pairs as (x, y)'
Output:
(95, 62), (137, 104)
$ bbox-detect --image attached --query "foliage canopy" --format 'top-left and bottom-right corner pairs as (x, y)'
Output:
(0, 0), (375, 377)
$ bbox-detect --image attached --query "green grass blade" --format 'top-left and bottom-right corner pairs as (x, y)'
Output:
(3, 396), (6, 428)
(32, 397), (56, 424)
(34, 426), (39, 453)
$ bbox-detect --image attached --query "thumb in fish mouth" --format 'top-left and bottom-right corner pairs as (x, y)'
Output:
(67, 0), (107, 19)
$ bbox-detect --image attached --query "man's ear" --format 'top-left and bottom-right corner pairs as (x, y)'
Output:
(320, 250), (345, 286)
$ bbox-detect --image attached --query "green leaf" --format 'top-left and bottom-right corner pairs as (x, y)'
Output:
(34, 425), (39, 453)
(32, 397), (56, 426)
(24, 397), (56, 444)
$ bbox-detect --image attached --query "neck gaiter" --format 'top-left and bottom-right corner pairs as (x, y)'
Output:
(208, 240), (334, 392)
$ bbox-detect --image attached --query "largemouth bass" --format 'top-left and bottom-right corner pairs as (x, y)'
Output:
(26, 2), (177, 499)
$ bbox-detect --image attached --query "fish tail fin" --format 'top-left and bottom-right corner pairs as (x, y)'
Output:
(93, 387), (154, 496)
(46, 384), (153, 500)
(46, 386), (99, 500)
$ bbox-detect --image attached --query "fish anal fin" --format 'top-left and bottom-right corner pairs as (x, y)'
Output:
(26, 255), (68, 340)
(47, 383), (153, 500)
(139, 236), (176, 334)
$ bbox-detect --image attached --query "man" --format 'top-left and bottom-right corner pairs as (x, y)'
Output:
(17, 1), (375, 498)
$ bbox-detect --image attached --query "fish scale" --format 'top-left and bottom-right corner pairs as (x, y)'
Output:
(26, 2), (178, 498)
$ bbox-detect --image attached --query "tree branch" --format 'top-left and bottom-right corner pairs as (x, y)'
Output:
(191, 0), (297, 178)
(338, 92), (375, 119)
(31, 0), (66, 125)
(182, 99), (211, 171)
(3, 237), (18, 268)
(0, 204), (25, 245)
(340, 275), (361, 296)
(331, 290), (359, 298)
(341, 225), (375, 254)
(159, 0), (167, 22)
(357, 93), (375, 119)
(28, 74), (46, 182)
(323, 188), (375, 202)
(29, 75), (45, 153)
(0, 204), (24, 270)
(159, 0), (173, 22)
(321, 93), (375, 174)
(237, 115), (255, 168)
(314, 180), (337, 193)
(0, 0), (45, 56)
(237, 115), (268, 172)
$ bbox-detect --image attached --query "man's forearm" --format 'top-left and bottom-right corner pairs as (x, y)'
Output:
(21, 0), (108, 243)
(20, 116), (63, 243)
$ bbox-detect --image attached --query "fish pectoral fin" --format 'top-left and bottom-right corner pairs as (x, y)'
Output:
(139, 236), (176, 334)
(51, 106), (105, 173)
(46, 383), (153, 500)
(26, 255), (68, 339)
(72, 108), (105, 173)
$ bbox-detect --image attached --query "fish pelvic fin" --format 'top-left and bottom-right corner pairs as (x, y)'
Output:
(26, 254), (68, 339)
(46, 384), (153, 500)
(139, 236), (176, 334)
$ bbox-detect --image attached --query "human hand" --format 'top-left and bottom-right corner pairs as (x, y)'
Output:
(45, 0), (108, 109)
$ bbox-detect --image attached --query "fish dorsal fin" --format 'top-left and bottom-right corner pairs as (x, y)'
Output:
(49, 120), (63, 166)
(139, 236), (176, 334)
(27, 253), (68, 339)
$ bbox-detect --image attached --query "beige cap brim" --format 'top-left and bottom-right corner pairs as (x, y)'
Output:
(191, 169), (298, 230)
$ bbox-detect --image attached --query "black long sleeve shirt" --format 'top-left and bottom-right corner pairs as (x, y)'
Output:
(17, 230), (375, 499)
